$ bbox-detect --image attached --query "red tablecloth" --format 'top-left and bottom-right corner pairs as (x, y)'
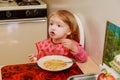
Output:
(1, 63), (83, 80)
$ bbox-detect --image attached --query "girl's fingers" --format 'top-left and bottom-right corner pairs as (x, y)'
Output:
(29, 57), (36, 63)
(28, 54), (37, 62)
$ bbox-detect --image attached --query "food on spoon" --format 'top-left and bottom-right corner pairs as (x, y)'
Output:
(43, 59), (67, 70)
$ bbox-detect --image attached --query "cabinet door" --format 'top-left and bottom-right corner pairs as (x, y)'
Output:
(0, 19), (47, 65)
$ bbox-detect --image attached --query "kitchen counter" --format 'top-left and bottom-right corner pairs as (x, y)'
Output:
(0, 0), (46, 11)
(0, 1), (17, 7)
(0, 56), (100, 80)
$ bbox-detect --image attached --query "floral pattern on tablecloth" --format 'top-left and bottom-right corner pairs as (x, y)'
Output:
(1, 63), (83, 80)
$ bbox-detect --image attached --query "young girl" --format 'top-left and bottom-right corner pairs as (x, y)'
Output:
(29, 10), (88, 63)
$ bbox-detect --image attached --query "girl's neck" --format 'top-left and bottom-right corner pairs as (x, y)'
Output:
(51, 38), (62, 44)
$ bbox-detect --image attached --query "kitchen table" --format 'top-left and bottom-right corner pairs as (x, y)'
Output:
(0, 57), (100, 80)
(0, 63), (83, 80)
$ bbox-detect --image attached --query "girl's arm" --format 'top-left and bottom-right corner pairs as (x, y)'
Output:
(70, 42), (88, 62)
(61, 39), (88, 62)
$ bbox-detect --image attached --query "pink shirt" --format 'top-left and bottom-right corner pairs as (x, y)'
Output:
(36, 38), (87, 62)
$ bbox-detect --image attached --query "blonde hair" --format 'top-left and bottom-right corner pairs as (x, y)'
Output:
(48, 10), (80, 43)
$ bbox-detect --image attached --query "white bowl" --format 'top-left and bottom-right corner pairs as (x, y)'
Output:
(37, 55), (73, 71)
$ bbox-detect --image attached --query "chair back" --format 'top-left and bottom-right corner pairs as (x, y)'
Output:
(74, 14), (84, 48)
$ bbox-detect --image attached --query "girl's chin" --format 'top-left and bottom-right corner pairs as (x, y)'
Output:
(49, 36), (55, 38)
(50, 36), (65, 40)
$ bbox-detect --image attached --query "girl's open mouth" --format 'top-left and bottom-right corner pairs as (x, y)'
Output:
(50, 31), (55, 36)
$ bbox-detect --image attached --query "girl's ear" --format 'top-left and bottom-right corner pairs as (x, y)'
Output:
(67, 31), (71, 35)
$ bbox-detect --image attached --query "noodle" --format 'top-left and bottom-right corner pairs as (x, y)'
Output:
(43, 59), (67, 70)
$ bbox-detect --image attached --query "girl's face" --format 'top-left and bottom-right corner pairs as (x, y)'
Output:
(49, 15), (71, 43)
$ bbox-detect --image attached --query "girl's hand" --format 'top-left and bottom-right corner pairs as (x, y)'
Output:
(28, 54), (37, 63)
(61, 39), (78, 52)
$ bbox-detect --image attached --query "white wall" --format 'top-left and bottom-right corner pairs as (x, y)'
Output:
(43, 0), (120, 65)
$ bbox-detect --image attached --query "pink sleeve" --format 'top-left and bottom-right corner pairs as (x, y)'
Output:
(36, 41), (43, 53)
(70, 42), (88, 62)
(35, 41), (46, 59)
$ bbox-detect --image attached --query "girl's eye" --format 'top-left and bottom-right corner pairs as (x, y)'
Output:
(50, 23), (53, 25)
(58, 25), (61, 27)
